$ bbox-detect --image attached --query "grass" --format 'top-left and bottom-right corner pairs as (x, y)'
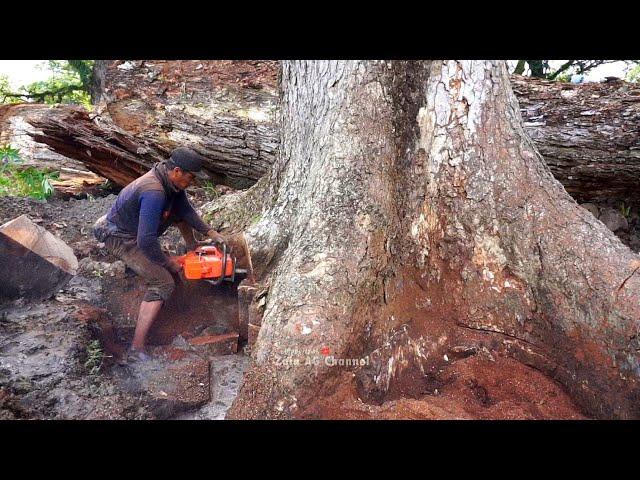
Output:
(202, 180), (220, 200)
(84, 340), (110, 375)
(0, 145), (59, 200)
(620, 202), (632, 219)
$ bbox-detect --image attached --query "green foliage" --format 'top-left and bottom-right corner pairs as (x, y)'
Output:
(512, 60), (640, 82)
(85, 340), (110, 375)
(626, 64), (640, 83)
(99, 179), (113, 191)
(0, 145), (59, 200)
(1, 60), (94, 107)
(0, 144), (22, 164)
(66, 60), (94, 91)
(0, 75), (20, 104)
(553, 72), (572, 83)
(92, 267), (104, 278)
(620, 202), (632, 218)
(202, 180), (220, 199)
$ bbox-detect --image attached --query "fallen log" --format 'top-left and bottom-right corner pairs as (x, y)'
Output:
(92, 60), (279, 189)
(0, 214), (78, 302)
(513, 75), (640, 203)
(15, 100), (277, 189)
(92, 61), (639, 203)
(1, 103), (166, 187)
(50, 167), (108, 198)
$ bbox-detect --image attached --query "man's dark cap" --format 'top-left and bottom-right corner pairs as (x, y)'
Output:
(169, 147), (204, 173)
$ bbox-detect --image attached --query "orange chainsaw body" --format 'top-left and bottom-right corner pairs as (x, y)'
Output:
(175, 245), (235, 280)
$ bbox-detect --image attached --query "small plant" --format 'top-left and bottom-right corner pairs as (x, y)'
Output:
(202, 180), (220, 199)
(84, 340), (110, 375)
(0, 148), (59, 200)
(99, 179), (113, 191)
(92, 267), (105, 278)
(0, 144), (22, 166)
(42, 177), (54, 198)
(620, 202), (632, 218)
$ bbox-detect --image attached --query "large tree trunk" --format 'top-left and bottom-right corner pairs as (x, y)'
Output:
(220, 61), (640, 420)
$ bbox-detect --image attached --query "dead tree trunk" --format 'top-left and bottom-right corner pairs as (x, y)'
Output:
(92, 60), (279, 189)
(2, 103), (167, 187)
(513, 76), (640, 204)
(3, 101), (277, 189)
(220, 61), (640, 420)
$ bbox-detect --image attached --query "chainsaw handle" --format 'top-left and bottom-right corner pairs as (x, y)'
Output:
(210, 241), (227, 286)
(198, 237), (232, 254)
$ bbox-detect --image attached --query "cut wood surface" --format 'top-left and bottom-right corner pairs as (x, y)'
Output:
(0, 214), (78, 302)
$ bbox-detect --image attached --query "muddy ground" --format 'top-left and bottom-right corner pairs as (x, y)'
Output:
(0, 190), (249, 420)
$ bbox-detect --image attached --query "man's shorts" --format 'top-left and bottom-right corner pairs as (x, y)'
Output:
(104, 235), (175, 302)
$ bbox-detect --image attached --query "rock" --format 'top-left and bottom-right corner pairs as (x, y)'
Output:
(628, 234), (640, 252)
(107, 261), (126, 277)
(599, 208), (629, 233)
(580, 203), (600, 218)
(0, 215), (78, 302)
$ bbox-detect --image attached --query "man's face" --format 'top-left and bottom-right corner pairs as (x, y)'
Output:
(169, 167), (196, 190)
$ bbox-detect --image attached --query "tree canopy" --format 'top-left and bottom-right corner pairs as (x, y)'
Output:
(512, 60), (639, 81)
(0, 60), (94, 106)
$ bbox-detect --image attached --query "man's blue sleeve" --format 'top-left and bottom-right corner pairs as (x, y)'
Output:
(137, 190), (170, 266)
(173, 192), (211, 234)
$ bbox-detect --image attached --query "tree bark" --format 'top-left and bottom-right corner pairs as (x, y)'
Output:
(92, 60), (279, 189)
(8, 101), (276, 189)
(222, 61), (640, 420)
(513, 75), (640, 203)
(5, 103), (167, 187)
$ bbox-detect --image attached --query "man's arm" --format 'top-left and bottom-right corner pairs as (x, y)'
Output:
(173, 192), (212, 235)
(137, 190), (172, 266)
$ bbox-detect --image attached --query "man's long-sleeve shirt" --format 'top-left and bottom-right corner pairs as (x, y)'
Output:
(105, 163), (211, 266)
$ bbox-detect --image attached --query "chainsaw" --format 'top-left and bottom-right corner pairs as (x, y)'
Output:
(174, 242), (246, 286)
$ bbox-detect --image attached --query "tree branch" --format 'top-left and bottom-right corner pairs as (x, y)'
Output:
(547, 60), (576, 80)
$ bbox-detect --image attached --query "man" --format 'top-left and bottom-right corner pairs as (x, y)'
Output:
(93, 147), (224, 361)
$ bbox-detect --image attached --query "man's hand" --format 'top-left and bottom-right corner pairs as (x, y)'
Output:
(206, 229), (226, 245)
(167, 258), (183, 274)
